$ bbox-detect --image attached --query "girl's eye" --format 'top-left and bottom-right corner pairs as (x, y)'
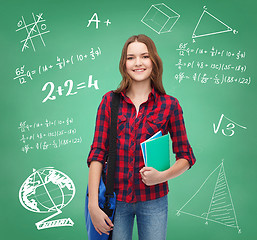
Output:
(143, 55), (150, 58)
(127, 57), (133, 60)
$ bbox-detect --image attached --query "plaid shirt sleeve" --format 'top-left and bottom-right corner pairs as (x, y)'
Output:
(168, 98), (196, 168)
(87, 92), (111, 166)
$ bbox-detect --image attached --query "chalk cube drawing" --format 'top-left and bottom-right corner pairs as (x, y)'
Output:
(141, 3), (180, 34)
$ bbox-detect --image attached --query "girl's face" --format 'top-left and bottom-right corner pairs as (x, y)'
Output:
(126, 41), (153, 84)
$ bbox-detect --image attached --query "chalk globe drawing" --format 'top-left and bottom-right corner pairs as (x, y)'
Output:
(19, 167), (75, 214)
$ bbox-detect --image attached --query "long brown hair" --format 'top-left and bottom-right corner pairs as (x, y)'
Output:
(115, 34), (166, 94)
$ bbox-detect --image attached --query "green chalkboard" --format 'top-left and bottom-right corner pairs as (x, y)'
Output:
(1, 0), (257, 239)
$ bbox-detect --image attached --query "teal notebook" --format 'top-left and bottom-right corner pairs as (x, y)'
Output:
(145, 133), (171, 171)
(140, 130), (162, 165)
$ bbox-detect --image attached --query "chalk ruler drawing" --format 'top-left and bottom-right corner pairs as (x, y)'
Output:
(192, 6), (238, 41)
(177, 160), (241, 233)
(19, 167), (75, 230)
(141, 3), (180, 34)
(16, 13), (50, 52)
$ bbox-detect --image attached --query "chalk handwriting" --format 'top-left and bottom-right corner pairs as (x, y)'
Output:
(87, 13), (111, 29)
(42, 76), (99, 103)
(16, 13), (50, 52)
(176, 59), (246, 72)
(213, 114), (247, 136)
(21, 138), (82, 153)
(175, 72), (251, 85)
(175, 43), (249, 85)
(18, 117), (82, 153)
(20, 128), (77, 143)
(18, 118), (74, 132)
(176, 43), (245, 59)
(13, 47), (101, 84)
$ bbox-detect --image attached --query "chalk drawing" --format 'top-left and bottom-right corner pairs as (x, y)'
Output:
(16, 13), (50, 52)
(141, 3), (180, 34)
(19, 167), (75, 230)
(192, 6), (238, 41)
(177, 160), (241, 233)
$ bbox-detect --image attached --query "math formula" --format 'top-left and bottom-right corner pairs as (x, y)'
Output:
(174, 43), (250, 85)
(18, 117), (82, 153)
(213, 114), (247, 137)
(42, 75), (99, 103)
(14, 47), (101, 84)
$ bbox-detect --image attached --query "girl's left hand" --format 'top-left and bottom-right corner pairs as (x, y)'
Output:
(140, 167), (165, 186)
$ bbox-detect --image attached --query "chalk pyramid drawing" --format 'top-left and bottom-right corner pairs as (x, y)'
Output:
(177, 161), (241, 233)
(192, 8), (233, 39)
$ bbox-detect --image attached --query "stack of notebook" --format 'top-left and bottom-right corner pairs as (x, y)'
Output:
(140, 130), (171, 171)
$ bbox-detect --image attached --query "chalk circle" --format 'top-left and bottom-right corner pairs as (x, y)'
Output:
(17, 20), (23, 28)
(233, 29), (238, 34)
(41, 24), (47, 31)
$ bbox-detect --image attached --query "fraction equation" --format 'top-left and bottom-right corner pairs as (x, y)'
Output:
(176, 43), (246, 59)
(174, 72), (251, 85)
(20, 128), (77, 143)
(18, 117), (74, 132)
(13, 47), (101, 84)
(174, 42), (250, 86)
(176, 59), (246, 72)
(21, 137), (82, 154)
(18, 117), (82, 153)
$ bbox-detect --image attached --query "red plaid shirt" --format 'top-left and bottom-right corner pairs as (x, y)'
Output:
(87, 87), (196, 203)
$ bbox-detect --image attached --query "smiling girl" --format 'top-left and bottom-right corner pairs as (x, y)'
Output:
(87, 34), (196, 240)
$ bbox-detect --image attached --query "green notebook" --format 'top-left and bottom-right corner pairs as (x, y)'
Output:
(145, 133), (171, 171)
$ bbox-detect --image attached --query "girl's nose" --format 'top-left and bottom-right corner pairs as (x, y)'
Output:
(135, 57), (142, 66)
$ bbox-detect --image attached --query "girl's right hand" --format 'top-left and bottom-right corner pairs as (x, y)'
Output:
(88, 205), (114, 235)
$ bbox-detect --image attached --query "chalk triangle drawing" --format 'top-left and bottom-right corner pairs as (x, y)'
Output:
(177, 160), (241, 233)
(192, 9), (233, 39)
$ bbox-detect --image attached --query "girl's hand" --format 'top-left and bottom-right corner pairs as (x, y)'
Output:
(88, 204), (114, 235)
(140, 167), (165, 186)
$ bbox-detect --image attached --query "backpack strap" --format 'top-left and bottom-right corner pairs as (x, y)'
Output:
(102, 92), (120, 216)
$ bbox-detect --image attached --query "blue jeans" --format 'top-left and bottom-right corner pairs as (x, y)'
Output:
(112, 195), (168, 240)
